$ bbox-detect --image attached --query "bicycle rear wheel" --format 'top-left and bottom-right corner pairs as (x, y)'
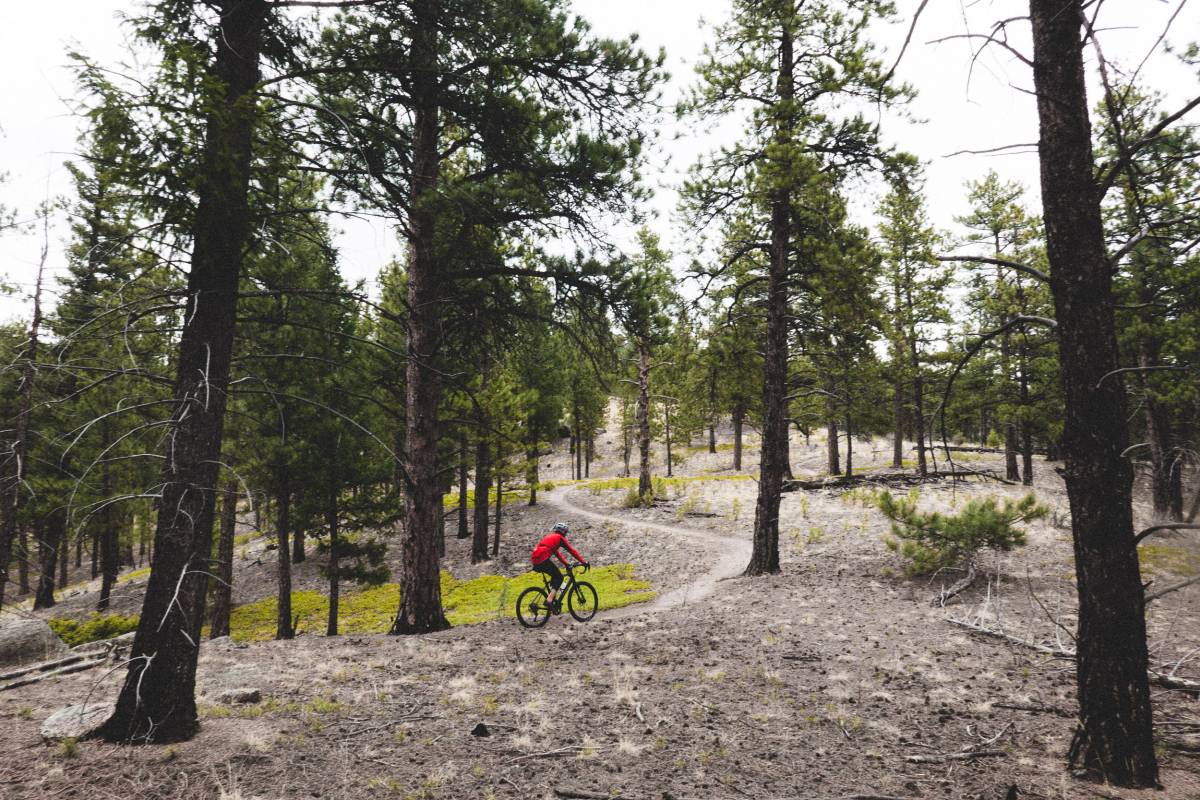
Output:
(568, 581), (598, 622)
(516, 586), (551, 628)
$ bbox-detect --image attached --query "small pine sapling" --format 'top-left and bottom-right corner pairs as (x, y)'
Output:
(878, 491), (1047, 603)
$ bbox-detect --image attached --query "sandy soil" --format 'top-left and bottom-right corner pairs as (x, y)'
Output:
(1, 407), (1198, 800)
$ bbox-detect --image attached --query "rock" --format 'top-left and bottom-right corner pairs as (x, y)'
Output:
(0, 618), (69, 667)
(212, 687), (261, 704)
(41, 703), (113, 741)
(470, 722), (490, 737)
(71, 631), (135, 656)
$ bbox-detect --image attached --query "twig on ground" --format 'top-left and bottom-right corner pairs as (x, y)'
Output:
(507, 746), (586, 764)
(554, 788), (635, 800)
(993, 701), (1071, 717)
(904, 749), (1005, 764)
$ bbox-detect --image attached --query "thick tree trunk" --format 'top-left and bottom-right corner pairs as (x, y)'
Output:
(745, 22), (791, 577)
(209, 479), (237, 640)
(59, 529), (68, 589)
(96, 0), (266, 744)
(526, 444), (539, 506)
(636, 342), (652, 502)
(1019, 339), (1034, 485)
(911, 368), (927, 476)
(893, 372), (905, 468)
(1139, 347), (1179, 520)
(98, 448), (118, 612)
(457, 435), (470, 536)
(390, 0), (449, 635)
(33, 513), (63, 610)
(825, 417), (840, 476)
(472, 432), (491, 562)
(292, 524), (305, 564)
(276, 483), (294, 640)
(664, 404), (673, 478)
(732, 404), (745, 471)
(326, 487), (339, 637)
(492, 443), (502, 557)
(844, 415), (853, 477)
(1029, 0), (1156, 784)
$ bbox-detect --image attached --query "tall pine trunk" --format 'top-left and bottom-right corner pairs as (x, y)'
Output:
(96, 0), (267, 744)
(326, 487), (340, 636)
(458, 435), (471, 534)
(492, 442), (502, 557)
(1029, 0), (1156, 783)
(97, 436), (118, 612)
(472, 432), (491, 562)
(391, 0), (450, 635)
(276, 481), (294, 640)
(636, 342), (652, 501)
(732, 404), (745, 471)
(744, 23), (791, 577)
(526, 442), (539, 506)
(33, 512), (63, 610)
(209, 479), (237, 639)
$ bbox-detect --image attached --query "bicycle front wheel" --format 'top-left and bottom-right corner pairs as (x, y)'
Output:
(568, 581), (599, 622)
(516, 586), (551, 628)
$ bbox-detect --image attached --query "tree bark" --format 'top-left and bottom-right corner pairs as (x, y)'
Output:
(1019, 337), (1034, 485)
(33, 512), (63, 610)
(59, 527), (68, 590)
(911, 369), (927, 476)
(292, 522), (305, 564)
(732, 404), (745, 471)
(664, 403), (673, 478)
(636, 342), (652, 501)
(326, 486), (340, 637)
(1139, 346), (1179, 520)
(98, 429), (118, 612)
(96, 0), (267, 744)
(457, 434), (471, 536)
(472, 431), (491, 562)
(1029, 0), (1157, 784)
(526, 443), (539, 506)
(276, 481), (294, 640)
(707, 368), (718, 454)
(825, 417), (840, 476)
(492, 441), (502, 557)
(744, 22), (791, 577)
(390, 0), (449, 635)
(844, 414), (853, 478)
(209, 479), (237, 640)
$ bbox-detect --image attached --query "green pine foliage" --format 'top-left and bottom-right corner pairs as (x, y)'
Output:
(878, 491), (1047, 576)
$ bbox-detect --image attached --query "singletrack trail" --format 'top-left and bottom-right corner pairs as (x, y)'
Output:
(541, 486), (750, 618)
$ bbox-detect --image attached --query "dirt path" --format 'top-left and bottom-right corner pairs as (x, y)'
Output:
(541, 486), (751, 617)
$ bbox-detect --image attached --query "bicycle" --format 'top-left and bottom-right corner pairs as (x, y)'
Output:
(515, 563), (598, 628)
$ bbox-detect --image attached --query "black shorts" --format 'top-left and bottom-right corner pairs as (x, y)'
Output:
(533, 559), (563, 590)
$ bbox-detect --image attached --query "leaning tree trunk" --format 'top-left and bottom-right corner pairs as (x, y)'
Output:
(209, 479), (237, 639)
(95, 0), (267, 745)
(391, 0), (449, 635)
(744, 22), (791, 577)
(1029, 0), (1157, 784)
(636, 341), (652, 502)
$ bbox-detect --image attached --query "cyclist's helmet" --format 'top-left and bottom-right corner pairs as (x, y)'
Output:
(552, 522), (569, 536)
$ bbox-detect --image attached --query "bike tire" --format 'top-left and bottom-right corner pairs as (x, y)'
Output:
(568, 581), (599, 622)
(516, 586), (552, 628)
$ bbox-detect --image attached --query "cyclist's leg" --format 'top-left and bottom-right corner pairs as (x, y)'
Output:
(533, 560), (561, 602)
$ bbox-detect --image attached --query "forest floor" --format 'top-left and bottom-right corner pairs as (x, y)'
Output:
(1, 405), (1199, 799)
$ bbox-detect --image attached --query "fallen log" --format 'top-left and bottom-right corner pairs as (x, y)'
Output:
(1, 656), (107, 691)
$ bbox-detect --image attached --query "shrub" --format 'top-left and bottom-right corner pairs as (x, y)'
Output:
(878, 491), (1047, 576)
(48, 613), (140, 647)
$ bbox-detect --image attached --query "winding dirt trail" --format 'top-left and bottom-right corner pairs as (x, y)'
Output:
(541, 486), (751, 618)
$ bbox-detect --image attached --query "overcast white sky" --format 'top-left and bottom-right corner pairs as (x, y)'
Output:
(1, 0), (1197, 323)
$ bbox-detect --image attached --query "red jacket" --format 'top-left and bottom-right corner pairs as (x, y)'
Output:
(531, 532), (583, 566)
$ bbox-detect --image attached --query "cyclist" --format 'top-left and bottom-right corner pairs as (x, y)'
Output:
(531, 522), (588, 607)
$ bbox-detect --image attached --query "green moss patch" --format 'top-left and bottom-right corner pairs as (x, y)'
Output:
(227, 564), (655, 641)
(442, 486), (527, 511)
(117, 567), (151, 584)
(1139, 544), (1200, 578)
(48, 613), (140, 646)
